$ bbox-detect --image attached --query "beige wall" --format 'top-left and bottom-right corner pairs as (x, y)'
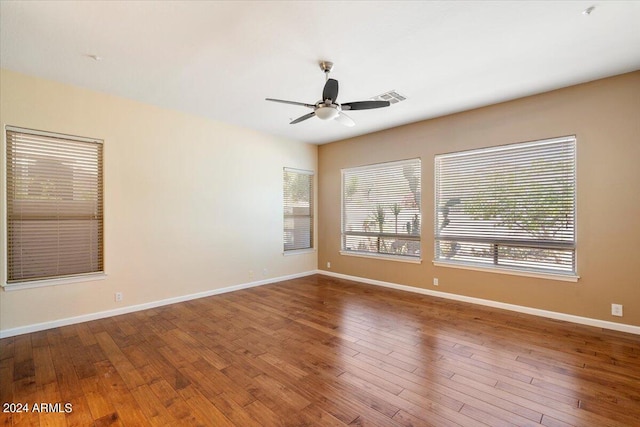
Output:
(318, 71), (640, 327)
(2, 69), (638, 333)
(0, 69), (317, 333)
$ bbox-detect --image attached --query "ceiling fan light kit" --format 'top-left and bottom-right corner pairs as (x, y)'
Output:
(315, 106), (339, 120)
(266, 60), (390, 127)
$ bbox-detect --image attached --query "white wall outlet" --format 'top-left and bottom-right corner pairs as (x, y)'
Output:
(115, 292), (123, 302)
(249, 270), (254, 279)
(611, 304), (623, 317)
(262, 268), (268, 277)
(327, 262), (331, 269)
(433, 278), (439, 286)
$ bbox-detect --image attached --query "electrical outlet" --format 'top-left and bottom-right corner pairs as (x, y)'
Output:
(115, 292), (123, 302)
(262, 268), (268, 277)
(611, 304), (623, 317)
(249, 270), (254, 279)
(433, 278), (439, 286)
(327, 262), (331, 269)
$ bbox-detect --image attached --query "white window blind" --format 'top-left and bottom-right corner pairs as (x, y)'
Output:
(6, 127), (104, 284)
(342, 158), (421, 259)
(283, 168), (313, 251)
(435, 136), (576, 275)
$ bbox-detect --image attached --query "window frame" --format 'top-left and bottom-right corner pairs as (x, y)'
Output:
(4, 126), (105, 290)
(283, 167), (314, 254)
(340, 158), (422, 263)
(433, 135), (578, 281)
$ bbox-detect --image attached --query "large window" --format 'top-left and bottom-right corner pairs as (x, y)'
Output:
(5, 127), (104, 285)
(434, 136), (576, 276)
(342, 158), (421, 260)
(283, 168), (313, 252)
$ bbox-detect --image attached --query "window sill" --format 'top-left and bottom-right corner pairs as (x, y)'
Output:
(283, 248), (316, 256)
(433, 261), (579, 282)
(3, 273), (107, 291)
(340, 250), (422, 264)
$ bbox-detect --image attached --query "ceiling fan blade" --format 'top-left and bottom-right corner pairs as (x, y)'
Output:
(322, 78), (339, 102)
(266, 98), (315, 109)
(290, 112), (316, 124)
(341, 100), (391, 110)
(335, 112), (355, 127)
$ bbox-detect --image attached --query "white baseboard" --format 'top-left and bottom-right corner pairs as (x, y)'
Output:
(5, 270), (637, 338)
(317, 270), (640, 336)
(0, 271), (316, 339)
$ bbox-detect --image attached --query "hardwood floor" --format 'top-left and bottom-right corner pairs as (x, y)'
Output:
(1, 274), (639, 426)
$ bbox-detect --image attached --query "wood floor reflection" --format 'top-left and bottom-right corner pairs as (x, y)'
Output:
(1, 274), (639, 426)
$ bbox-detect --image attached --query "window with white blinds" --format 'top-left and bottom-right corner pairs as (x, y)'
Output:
(435, 136), (576, 275)
(5, 127), (104, 284)
(283, 168), (313, 252)
(342, 158), (421, 259)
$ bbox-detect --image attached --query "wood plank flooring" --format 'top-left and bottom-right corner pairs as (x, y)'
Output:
(1, 274), (639, 426)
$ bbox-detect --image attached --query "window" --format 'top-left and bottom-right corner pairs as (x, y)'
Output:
(283, 168), (313, 252)
(5, 127), (104, 285)
(342, 158), (421, 260)
(434, 136), (576, 276)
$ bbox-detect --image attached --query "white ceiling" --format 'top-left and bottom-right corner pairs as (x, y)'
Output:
(2, 1), (639, 145)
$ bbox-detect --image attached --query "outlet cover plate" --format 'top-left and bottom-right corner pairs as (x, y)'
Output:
(611, 304), (623, 317)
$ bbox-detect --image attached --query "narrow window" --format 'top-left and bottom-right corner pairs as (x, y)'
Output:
(342, 158), (421, 260)
(283, 168), (314, 252)
(434, 136), (576, 275)
(6, 127), (104, 284)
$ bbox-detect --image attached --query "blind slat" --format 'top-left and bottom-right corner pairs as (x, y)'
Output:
(342, 158), (421, 258)
(435, 136), (576, 274)
(6, 128), (104, 283)
(283, 169), (314, 251)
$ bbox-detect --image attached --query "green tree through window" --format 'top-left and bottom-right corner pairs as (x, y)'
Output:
(435, 136), (576, 275)
(342, 158), (421, 259)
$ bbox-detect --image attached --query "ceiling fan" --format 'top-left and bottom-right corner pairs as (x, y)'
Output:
(266, 61), (391, 127)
